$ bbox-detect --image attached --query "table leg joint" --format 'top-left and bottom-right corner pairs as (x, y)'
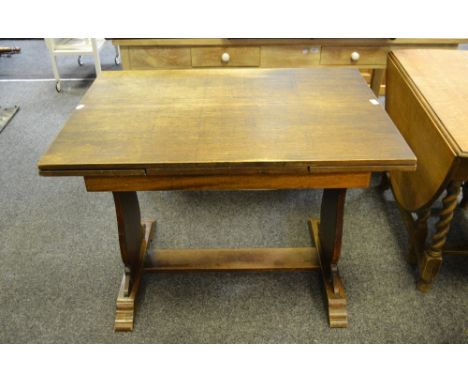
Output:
(309, 219), (347, 328)
(114, 219), (155, 332)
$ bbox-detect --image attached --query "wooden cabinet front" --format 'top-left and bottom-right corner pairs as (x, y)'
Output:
(116, 39), (466, 96)
(191, 47), (260, 67)
(261, 46), (321, 67)
(128, 47), (191, 69)
(320, 47), (387, 67)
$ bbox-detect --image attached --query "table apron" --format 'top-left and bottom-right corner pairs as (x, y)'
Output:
(84, 172), (371, 192)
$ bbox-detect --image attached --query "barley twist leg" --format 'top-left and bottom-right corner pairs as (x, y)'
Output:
(417, 181), (461, 292)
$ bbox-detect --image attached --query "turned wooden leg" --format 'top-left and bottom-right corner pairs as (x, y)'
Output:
(460, 182), (468, 209)
(113, 192), (155, 331)
(370, 68), (385, 97)
(309, 188), (347, 328)
(408, 208), (430, 266)
(417, 181), (461, 292)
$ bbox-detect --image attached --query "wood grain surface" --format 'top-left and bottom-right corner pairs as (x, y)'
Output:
(144, 247), (320, 271)
(261, 46), (321, 67)
(191, 47), (260, 67)
(390, 50), (468, 157)
(38, 68), (415, 176)
(386, 52), (457, 211)
(320, 47), (387, 67)
(84, 173), (371, 192)
(128, 47), (191, 69)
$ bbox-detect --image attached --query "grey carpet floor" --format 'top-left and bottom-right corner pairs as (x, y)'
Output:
(0, 40), (467, 343)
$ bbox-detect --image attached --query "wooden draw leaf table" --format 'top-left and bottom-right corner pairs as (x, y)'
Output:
(38, 68), (416, 331)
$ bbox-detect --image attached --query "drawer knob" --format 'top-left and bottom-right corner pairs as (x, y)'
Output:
(350, 51), (360, 62)
(221, 52), (230, 63)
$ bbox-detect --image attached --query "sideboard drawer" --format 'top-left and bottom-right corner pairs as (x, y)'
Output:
(261, 46), (321, 67)
(191, 47), (260, 67)
(129, 47), (191, 69)
(320, 47), (387, 66)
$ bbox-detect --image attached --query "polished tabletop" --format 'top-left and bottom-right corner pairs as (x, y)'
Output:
(38, 68), (416, 176)
(391, 49), (468, 157)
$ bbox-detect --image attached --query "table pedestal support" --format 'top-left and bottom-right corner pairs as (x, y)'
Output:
(113, 192), (155, 331)
(112, 189), (348, 331)
(310, 188), (347, 328)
